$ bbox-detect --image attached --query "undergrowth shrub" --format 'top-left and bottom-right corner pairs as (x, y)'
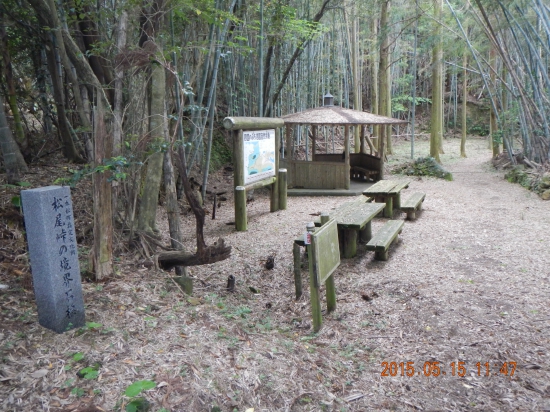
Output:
(394, 157), (453, 181)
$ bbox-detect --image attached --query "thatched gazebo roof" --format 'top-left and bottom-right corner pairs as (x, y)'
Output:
(282, 105), (408, 126)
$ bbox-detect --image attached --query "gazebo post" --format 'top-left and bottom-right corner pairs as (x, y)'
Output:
(285, 124), (292, 160)
(360, 125), (366, 154)
(344, 125), (350, 190)
(312, 125), (318, 161)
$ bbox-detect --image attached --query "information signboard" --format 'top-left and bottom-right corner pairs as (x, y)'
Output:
(243, 129), (276, 184)
(311, 219), (341, 285)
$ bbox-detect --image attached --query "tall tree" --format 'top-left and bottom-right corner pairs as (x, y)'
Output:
(430, 0), (443, 163)
(461, 51), (467, 158)
(91, 97), (113, 280)
(0, 11), (30, 159)
(137, 0), (167, 235)
(378, 0), (392, 172)
(0, 93), (28, 183)
(489, 45), (500, 157)
(26, 0), (85, 163)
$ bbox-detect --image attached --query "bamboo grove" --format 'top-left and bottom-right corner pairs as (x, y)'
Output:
(1, 0), (549, 277)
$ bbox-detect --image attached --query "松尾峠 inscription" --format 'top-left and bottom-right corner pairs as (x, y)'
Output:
(21, 186), (85, 333)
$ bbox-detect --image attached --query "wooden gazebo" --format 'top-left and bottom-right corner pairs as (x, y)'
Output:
(281, 95), (407, 190)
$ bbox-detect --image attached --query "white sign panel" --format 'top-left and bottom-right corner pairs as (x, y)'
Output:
(243, 129), (276, 184)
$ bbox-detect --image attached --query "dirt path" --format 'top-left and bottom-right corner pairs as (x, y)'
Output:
(1, 137), (549, 411)
(343, 138), (550, 411)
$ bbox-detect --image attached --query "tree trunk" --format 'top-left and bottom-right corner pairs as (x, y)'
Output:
(43, 31), (84, 162)
(489, 46), (500, 157)
(370, 18), (379, 149)
(351, 10), (361, 152)
(379, 1), (393, 155)
(113, 10), (128, 157)
(0, 13), (30, 159)
(161, 73), (187, 278)
(461, 52), (467, 158)
(46, 0), (92, 159)
(430, 0), (443, 163)
(137, 0), (166, 235)
(0, 93), (28, 183)
(92, 97), (114, 280)
(378, 0), (391, 175)
(137, 62), (165, 234)
(27, 0), (86, 162)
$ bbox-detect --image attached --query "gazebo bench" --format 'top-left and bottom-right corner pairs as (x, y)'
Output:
(366, 220), (404, 261)
(350, 165), (379, 181)
(400, 192), (426, 220)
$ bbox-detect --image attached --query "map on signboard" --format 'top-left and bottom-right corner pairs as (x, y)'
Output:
(243, 129), (276, 184)
(311, 219), (341, 285)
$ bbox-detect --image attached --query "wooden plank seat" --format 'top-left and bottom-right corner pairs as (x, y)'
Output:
(314, 199), (385, 259)
(366, 220), (404, 261)
(350, 166), (378, 181)
(363, 179), (410, 217)
(400, 192), (426, 220)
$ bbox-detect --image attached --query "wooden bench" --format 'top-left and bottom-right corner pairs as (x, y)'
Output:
(314, 197), (385, 258)
(350, 166), (378, 181)
(400, 192), (426, 220)
(366, 220), (404, 261)
(363, 179), (410, 217)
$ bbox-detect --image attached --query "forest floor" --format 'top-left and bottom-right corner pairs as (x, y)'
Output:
(1, 135), (550, 412)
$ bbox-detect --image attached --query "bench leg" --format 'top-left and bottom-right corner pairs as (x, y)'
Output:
(342, 229), (357, 258)
(383, 196), (393, 218)
(325, 274), (336, 314)
(307, 243), (323, 332)
(293, 243), (302, 299)
(359, 221), (372, 243)
(375, 250), (389, 261)
(406, 210), (416, 220)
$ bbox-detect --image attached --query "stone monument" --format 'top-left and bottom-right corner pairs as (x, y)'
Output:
(21, 186), (85, 333)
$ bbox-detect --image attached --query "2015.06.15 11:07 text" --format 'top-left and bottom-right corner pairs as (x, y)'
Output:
(380, 361), (517, 377)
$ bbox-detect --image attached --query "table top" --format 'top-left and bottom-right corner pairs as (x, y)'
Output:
(363, 179), (410, 196)
(315, 201), (385, 230)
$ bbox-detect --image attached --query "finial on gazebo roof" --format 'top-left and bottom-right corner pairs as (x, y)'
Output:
(323, 93), (334, 107)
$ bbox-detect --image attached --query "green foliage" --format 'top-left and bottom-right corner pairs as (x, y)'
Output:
(505, 166), (532, 189)
(125, 380), (157, 397)
(392, 95), (432, 113)
(467, 123), (489, 137)
(53, 156), (139, 187)
(125, 397), (150, 412)
(222, 305), (252, 320)
(1, 182), (30, 208)
(72, 352), (85, 362)
(71, 387), (86, 398)
(394, 157), (453, 181)
(207, 132), (232, 171)
(77, 363), (100, 380)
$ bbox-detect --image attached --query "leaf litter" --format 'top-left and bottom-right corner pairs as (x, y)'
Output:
(0, 138), (549, 411)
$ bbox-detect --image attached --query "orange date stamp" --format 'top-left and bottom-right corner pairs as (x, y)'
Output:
(381, 361), (517, 377)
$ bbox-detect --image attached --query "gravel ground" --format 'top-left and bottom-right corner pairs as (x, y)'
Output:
(1, 136), (549, 412)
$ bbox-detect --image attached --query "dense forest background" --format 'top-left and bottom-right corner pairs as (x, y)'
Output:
(1, 0), (549, 279)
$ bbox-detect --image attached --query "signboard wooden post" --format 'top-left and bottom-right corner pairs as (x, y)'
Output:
(307, 216), (340, 332)
(223, 117), (287, 231)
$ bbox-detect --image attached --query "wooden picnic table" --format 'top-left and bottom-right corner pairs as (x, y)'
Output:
(314, 201), (385, 258)
(363, 179), (410, 217)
